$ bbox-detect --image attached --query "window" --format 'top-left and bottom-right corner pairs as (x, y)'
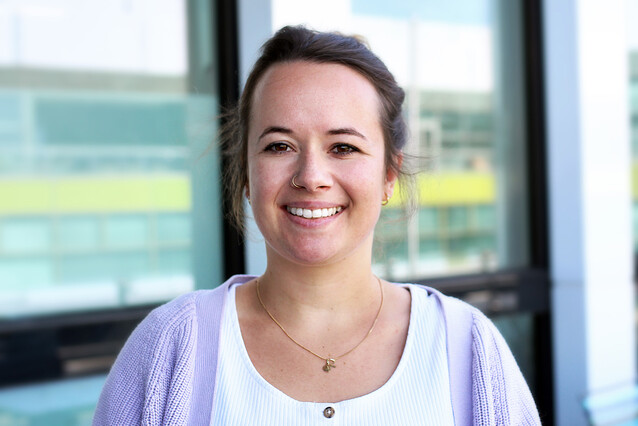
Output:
(271, 0), (529, 280)
(0, 0), (223, 320)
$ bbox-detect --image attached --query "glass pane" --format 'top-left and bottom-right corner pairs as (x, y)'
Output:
(0, 374), (106, 425)
(631, 1), (638, 255)
(1, 218), (51, 253)
(629, 0), (638, 387)
(272, 0), (529, 280)
(0, 0), (222, 319)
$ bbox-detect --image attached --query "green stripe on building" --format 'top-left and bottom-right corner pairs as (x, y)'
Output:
(388, 172), (495, 207)
(0, 175), (191, 215)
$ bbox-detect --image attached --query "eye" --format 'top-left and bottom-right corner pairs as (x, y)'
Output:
(331, 144), (360, 155)
(265, 142), (292, 153)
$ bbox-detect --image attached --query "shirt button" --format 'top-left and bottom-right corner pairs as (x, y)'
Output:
(323, 406), (335, 418)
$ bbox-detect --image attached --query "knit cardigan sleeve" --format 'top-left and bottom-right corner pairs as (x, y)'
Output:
(93, 293), (199, 426)
(470, 309), (542, 426)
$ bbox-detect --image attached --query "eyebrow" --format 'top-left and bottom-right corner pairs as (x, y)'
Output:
(258, 126), (293, 140)
(258, 126), (367, 140)
(327, 127), (367, 140)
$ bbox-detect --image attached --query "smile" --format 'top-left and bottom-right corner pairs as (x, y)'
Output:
(286, 206), (342, 219)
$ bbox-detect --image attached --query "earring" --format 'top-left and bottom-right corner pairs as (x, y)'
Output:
(382, 194), (390, 206)
(291, 174), (302, 189)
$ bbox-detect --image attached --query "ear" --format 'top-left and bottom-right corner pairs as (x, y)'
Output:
(244, 184), (250, 200)
(384, 153), (402, 198)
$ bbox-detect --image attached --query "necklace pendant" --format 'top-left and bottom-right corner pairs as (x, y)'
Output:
(323, 358), (336, 372)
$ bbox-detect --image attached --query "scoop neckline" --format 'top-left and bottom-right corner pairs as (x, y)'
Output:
(226, 279), (420, 407)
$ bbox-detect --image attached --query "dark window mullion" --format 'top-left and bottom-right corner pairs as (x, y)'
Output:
(216, 0), (245, 278)
(522, 0), (553, 423)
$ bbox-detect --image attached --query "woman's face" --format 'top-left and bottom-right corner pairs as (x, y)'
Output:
(246, 61), (398, 266)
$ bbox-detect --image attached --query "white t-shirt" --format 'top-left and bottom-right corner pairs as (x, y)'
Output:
(212, 283), (454, 425)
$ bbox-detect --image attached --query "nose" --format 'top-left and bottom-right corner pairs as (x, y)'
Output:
(292, 148), (333, 192)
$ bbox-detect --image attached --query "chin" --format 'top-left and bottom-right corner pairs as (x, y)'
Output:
(292, 255), (338, 267)
(269, 240), (343, 266)
(265, 229), (373, 267)
(287, 248), (339, 266)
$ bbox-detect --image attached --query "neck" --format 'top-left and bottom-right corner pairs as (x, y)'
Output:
(259, 245), (379, 315)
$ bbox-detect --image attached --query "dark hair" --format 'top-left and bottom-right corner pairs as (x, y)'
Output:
(222, 25), (411, 232)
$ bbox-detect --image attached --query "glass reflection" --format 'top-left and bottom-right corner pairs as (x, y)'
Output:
(0, 0), (221, 318)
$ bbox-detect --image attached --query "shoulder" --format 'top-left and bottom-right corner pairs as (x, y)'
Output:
(399, 284), (541, 425)
(114, 279), (236, 370)
(93, 278), (243, 425)
(120, 287), (221, 362)
(142, 292), (200, 336)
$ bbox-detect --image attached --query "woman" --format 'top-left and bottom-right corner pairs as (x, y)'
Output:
(94, 26), (540, 425)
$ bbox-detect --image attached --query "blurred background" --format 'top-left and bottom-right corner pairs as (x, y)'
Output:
(0, 0), (635, 424)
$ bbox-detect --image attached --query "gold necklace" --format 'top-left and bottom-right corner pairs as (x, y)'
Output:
(256, 277), (384, 373)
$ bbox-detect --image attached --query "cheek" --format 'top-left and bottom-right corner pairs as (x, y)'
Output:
(347, 162), (388, 199)
(248, 162), (283, 201)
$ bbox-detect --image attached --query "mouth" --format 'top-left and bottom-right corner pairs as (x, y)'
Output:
(286, 206), (343, 219)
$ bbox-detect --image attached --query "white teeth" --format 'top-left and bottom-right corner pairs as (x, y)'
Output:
(287, 206), (342, 219)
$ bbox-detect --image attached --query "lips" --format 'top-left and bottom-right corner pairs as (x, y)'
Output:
(286, 206), (342, 219)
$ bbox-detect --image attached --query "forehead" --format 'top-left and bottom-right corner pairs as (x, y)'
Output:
(249, 61), (382, 132)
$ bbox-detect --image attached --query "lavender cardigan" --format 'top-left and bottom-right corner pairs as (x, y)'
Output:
(93, 275), (541, 425)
